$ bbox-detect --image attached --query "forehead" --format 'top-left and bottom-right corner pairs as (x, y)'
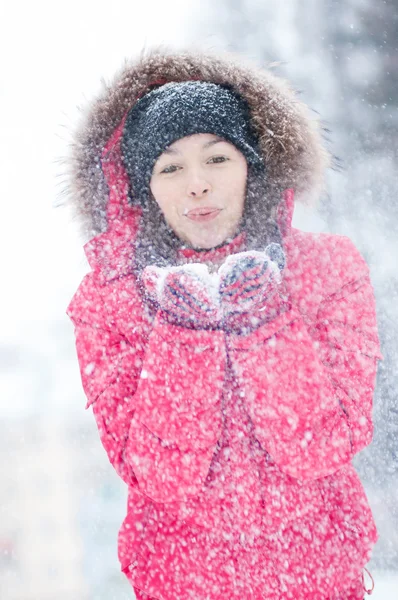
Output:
(162, 134), (233, 155)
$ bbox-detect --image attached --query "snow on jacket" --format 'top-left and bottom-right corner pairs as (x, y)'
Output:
(66, 49), (382, 600)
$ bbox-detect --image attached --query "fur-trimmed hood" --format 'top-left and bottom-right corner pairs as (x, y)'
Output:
(65, 47), (330, 239)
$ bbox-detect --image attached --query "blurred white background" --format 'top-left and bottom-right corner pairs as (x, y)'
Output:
(1, 1), (397, 598)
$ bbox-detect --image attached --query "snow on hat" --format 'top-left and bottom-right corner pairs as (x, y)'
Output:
(121, 80), (264, 204)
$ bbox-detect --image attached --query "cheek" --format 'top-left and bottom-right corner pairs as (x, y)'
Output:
(151, 185), (183, 227)
(227, 176), (246, 215)
(155, 194), (172, 217)
(151, 180), (172, 210)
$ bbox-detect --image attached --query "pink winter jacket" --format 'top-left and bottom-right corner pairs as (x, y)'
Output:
(67, 51), (382, 600)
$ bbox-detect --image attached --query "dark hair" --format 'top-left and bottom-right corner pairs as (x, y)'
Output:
(132, 164), (283, 277)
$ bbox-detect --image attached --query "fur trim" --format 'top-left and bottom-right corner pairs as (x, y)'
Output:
(61, 46), (330, 238)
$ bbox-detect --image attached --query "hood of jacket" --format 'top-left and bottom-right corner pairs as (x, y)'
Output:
(65, 47), (330, 240)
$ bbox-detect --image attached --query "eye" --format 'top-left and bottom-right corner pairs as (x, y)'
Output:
(160, 164), (181, 174)
(207, 155), (229, 164)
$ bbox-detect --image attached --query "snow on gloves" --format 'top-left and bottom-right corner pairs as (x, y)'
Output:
(142, 243), (288, 332)
(218, 243), (289, 332)
(142, 264), (221, 329)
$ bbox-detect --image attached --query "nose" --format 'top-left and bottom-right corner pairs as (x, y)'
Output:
(186, 172), (211, 199)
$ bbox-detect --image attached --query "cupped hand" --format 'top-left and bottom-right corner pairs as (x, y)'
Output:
(142, 264), (221, 329)
(218, 244), (288, 331)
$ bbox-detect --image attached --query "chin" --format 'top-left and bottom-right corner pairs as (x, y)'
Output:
(176, 217), (241, 251)
(178, 222), (239, 251)
(189, 235), (229, 251)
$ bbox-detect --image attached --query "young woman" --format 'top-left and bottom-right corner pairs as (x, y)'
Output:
(66, 49), (382, 600)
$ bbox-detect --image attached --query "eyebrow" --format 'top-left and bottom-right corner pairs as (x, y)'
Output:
(162, 137), (225, 155)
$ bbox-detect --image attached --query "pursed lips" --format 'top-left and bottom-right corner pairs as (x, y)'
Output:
(184, 207), (223, 222)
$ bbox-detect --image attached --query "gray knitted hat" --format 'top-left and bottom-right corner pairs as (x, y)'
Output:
(121, 80), (263, 204)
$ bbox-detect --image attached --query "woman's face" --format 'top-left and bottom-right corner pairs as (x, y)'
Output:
(150, 133), (248, 249)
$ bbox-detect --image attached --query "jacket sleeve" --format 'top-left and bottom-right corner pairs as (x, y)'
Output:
(227, 238), (382, 481)
(67, 272), (226, 503)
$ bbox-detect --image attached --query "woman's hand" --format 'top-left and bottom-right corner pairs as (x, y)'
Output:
(141, 243), (288, 332)
(218, 243), (288, 332)
(142, 264), (221, 329)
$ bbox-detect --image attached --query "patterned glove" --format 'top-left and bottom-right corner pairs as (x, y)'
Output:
(142, 264), (221, 329)
(218, 243), (289, 332)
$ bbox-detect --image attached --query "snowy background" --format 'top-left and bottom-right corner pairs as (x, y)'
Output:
(1, 0), (397, 598)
